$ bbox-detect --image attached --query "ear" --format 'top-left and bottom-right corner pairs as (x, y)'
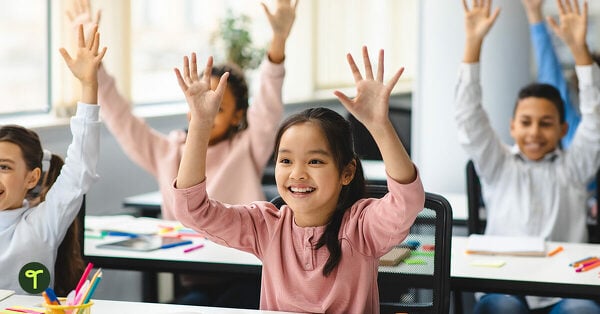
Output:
(25, 167), (41, 190)
(231, 109), (245, 126)
(560, 122), (569, 138)
(509, 118), (516, 139)
(341, 159), (357, 186)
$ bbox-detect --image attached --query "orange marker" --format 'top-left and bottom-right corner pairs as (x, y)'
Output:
(547, 246), (564, 257)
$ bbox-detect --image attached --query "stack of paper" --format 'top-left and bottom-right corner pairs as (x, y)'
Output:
(0, 289), (14, 301)
(466, 234), (546, 256)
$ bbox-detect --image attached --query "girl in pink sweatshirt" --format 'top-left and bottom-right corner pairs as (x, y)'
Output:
(171, 46), (424, 314)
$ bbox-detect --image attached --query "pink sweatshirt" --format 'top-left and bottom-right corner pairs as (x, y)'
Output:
(171, 174), (424, 314)
(98, 59), (285, 220)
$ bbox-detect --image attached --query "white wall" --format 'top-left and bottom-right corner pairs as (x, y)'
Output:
(413, 0), (531, 194)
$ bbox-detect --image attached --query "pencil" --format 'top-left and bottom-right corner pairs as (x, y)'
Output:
(547, 246), (563, 257)
(183, 243), (205, 253)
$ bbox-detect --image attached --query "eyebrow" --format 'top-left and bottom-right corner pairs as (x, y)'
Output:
(278, 148), (331, 156)
(0, 159), (15, 164)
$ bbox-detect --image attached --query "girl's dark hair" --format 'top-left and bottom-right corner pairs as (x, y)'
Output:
(211, 63), (249, 138)
(515, 83), (565, 123)
(0, 125), (84, 295)
(273, 108), (366, 276)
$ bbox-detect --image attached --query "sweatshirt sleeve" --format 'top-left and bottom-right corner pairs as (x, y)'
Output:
(245, 58), (285, 171)
(341, 169), (425, 257)
(97, 66), (179, 177)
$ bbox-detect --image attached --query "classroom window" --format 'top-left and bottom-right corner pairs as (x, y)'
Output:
(0, 0), (48, 115)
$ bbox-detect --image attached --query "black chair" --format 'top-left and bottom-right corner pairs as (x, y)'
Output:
(466, 160), (600, 240)
(269, 185), (453, 314)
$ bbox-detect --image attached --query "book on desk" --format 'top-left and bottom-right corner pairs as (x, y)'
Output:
(466, 234), (546, 257)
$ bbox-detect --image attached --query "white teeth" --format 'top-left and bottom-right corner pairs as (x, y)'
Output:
(290, 187), (314, 193)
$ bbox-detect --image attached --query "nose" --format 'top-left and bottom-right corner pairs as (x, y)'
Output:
(529, 123), (541, 136)
(290, 164), (307, 180)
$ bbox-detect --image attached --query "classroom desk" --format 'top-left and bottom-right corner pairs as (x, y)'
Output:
(451, 236), (600, 299)
(0, 294), (300, 314)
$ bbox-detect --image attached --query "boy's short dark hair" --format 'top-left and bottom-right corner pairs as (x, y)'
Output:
(514, 83), (565, 123)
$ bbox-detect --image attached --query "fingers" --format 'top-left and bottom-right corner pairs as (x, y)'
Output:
(183, 55), (190, 83)
(174, 68), (188, 92)
(96, 46), (107, 63)
(377, 49), (384, 82)
(386, 67), (405, 92)
(556, 0), (566, 14)
(59, 48), (73, 65)
(261, 2), (273, 20)
(190, 53), (199, 82)
(546, 15), (559, 33)
(78, 24), (85, 48)
(333, 90), (353, 108)
(213, 72), (230, 98)
(202, 56), (214, 85)
(346, 53), (363, 83)
(462, 0), (469, 13)
(362, 46), (374, 80)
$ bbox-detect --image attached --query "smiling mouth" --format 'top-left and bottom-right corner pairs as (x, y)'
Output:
(289, 187), (315, 194)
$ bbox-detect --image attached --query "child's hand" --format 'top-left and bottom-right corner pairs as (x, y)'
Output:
(334, 46), (403, 130)
(67, 0), (101, 38)
(60, 24), (107, 87)
(463, 0), (500, 44)
(521, 0), (544, 23)
(547, 0), (588, 55)
(174, 54), (229, 127)
(262, 0), (298, 41)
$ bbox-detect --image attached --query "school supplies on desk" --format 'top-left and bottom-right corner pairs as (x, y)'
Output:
(379, 247), (411, 266)
(547, 245), (564, 257)
(0, 290), (14, 302)
(96, 236), (192, 252)
(466, 234), (546, 256)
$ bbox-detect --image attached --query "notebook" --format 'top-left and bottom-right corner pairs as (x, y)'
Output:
(466, 234), (546, 256)
(0, 290), (14, 302)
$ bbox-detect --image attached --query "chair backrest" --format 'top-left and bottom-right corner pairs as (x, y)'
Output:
(270, 186), (453, 313)
(466, 160), (485, 235)
(377, 189), (452, 314)
(466, 160), (600, 241)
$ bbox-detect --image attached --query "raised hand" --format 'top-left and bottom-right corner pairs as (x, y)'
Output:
(547, 0), (589, 61)
(174, 54), (229, 126)
(262, 0), (299, 63)
(521, 0), (544, 23)
(463, 0), (500, 43)
(67, 0), (101, 37)
(334, 46), (403, 131)
(59, 24), (107, 104)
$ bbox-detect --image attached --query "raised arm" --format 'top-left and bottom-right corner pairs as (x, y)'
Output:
(175, 54), (229, 188)
(334, 46), (414, 184)
(548, 0), (592, 66)
(262, 0), (298, 64)
(462, 0), (501, 63)
(59, 24), (107, 104)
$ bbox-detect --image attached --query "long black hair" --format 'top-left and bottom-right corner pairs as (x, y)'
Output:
(273, 108), (366, 276)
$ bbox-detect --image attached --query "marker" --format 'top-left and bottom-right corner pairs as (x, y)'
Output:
(161, 240), (193, 249)
(183, 243), (205, 253)
(570, 256), (598, 267)
(44, 288), (60, 305)
(82, 272), (102, 304)
(547, 246), (564, 257)
(576, 259), (600, 272)
(104, 231), (138, 237)
(75, 262), (94, 294)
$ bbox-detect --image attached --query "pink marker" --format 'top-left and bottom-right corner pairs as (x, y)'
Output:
(75, 262), (94, 294)
(183, 243), (205, 253)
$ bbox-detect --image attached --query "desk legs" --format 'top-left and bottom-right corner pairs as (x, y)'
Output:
(142, 272), (158, 302)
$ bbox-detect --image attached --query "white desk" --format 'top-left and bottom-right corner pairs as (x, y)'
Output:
(0, 295), (299, 314)
(451, 236), (600, 299)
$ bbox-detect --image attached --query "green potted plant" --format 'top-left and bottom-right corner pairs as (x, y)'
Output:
(214, 9), (265, 70)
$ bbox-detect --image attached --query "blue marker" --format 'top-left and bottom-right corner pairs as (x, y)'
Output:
(45, 287), (61, 305)
(161, 240), (193, 249)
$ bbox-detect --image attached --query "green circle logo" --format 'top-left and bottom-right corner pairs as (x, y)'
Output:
(18, 262), (50, 294)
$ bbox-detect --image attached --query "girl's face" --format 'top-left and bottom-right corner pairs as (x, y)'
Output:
(275, 122), (355, 227)
(207, 76), (244, 145)
(0, 142), (40, 210)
